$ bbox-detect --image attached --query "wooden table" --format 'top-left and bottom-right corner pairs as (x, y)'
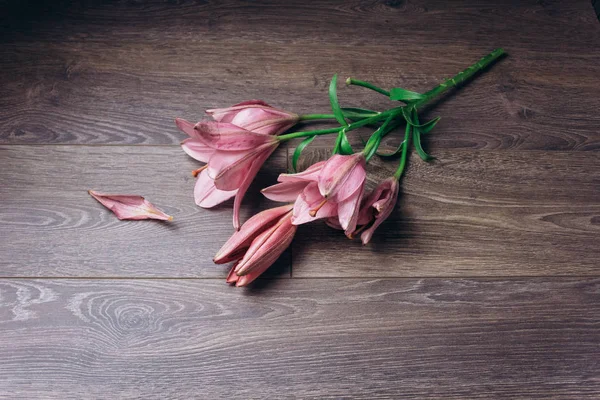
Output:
(1, 1), (599, 398)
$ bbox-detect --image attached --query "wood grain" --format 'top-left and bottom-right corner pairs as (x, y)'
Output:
(0, 278), (598, 399)
(1, 0), (599, 149)
(1, 2), (600, 399)
(291, 148), (600, 277)
(0, 145), (290, 278)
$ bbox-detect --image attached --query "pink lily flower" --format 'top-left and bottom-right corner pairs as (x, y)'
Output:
(342, 177), (399, 244)
(206, 100), (299, 136)
(88, 190), (173, 221)
(214, 204), (296, 287)
(176, 100), (297, 229)
(262, 153), (367, 236)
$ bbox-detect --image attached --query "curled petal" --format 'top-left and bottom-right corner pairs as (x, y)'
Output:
(206, 150), (250, 185)
(194, 169), (237, 208)
(277, 161), (325, 183)
(194, 121), (276, 151)
(214, 204), (294, 264)
(226, 262), (241, 284)
(361, 178), (400, 244)
(261, 181), (309, 202)
(318, 154), (366, 201)
(232, 146), (277, 230)
(89, 190), (172, 221)
(356, 181), (389, 226)
(206, 100), (272, 123)
(337, 183), (364, 236)
(291, 182), (337, 225)
(207, 100), (298, 136)
(230, 108), (274, 129)
(181, 138), (214, 163)
(210, 143), (278, 192)
(175, 118), (202, 140)
(241, 115), (298, 136)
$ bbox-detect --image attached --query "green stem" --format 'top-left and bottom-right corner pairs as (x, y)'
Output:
(279, 107), (403, 142)
(281, 49), (505, 146)
(414, 48), (505, 109)
(278, 127), (341, 142)
(393, 123), (412, 180)
(345, 78), (391, 97)
(298, 113), (336, 121)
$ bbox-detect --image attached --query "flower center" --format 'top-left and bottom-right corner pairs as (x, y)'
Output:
(309, 198), (328, 217)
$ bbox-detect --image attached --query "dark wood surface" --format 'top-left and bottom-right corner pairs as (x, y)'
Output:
(1, 0), (599, 398)
(1, 278), (599, 399)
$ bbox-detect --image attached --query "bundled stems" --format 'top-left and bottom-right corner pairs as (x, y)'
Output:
(281, 48), (505, 158)
(414, 48), (505, 109)
(393, 123), (412, 180)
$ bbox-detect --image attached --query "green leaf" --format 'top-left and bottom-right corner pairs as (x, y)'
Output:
(363, 114), (396, 161)
(338, 131), (354, 155)
(401, 106), (416, 124)
(376, 140), (406, 157)
(332, 130), (354, 155)
(329, 74), (348, 127)
(418, 117), (441, 134)
(291, 135), (316, 172)
(363, 133), (382, 161)
(413, 128), (434, 161)
(389, 87), (426, 102)
(401, 108), (440, 133)
(341, 107), (379, 121)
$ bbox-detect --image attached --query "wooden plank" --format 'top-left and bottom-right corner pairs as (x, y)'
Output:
(0, 278), (598, 399)
(0, 145), (290, 278)
(1, 1), (599, 149)
(291, 149), (600, 277)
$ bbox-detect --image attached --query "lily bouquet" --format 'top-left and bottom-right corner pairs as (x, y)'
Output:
(91, 49), (505, 287)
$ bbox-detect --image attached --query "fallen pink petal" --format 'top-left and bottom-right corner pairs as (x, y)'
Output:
(88, 191), (173, 221)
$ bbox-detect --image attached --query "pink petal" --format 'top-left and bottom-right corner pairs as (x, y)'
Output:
(361, 179), (399, 244)
(261, 181), (309, 202)
(175, 118), (202, 140)
(206, 101), (298, 136)
(194, 169), (238, 208)
(235, 214), (296, 277)
(206, 100), (272, 123)
(89, 190), (173, 221)
(318, 154), (366, 201)
(214, 204), (294, 264)
(241, 116), (297, 136)
(234, 259), (271, 287)
(335, 159), (367, 202)
(181, 138), (214, 163)
(206, 149), (250, 186)
(356, 183), (388, 226)
(226, 262), (240, 284)
(291, 182), (337, 225)
(232, 146), (275, 230)
(194, 121), (276, 151)
(212, 143), (278, 192)
(230, 108), (273, 128)
(337, 183), (364, 235)
(277, 161), (325, 183)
